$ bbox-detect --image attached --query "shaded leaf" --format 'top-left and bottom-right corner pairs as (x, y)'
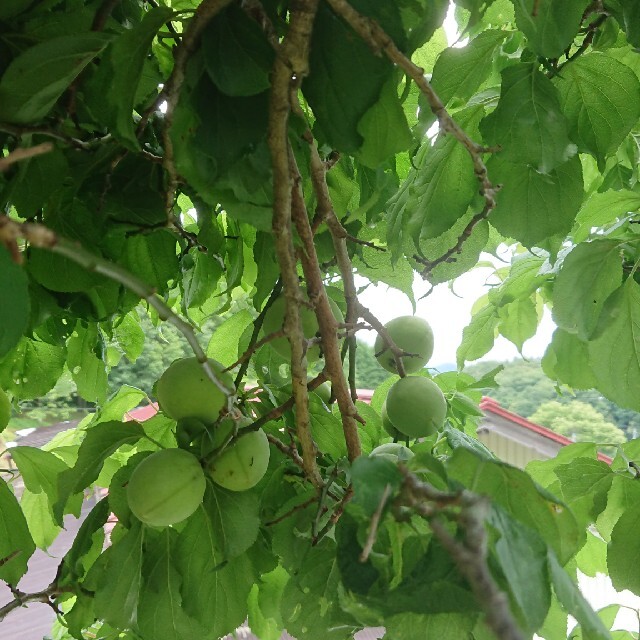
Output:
(554, 53), (640, 165)
(552, 240), (623, 340)
(0, 34), (111, 123)
(481, 63), (575, 172)
(589, 278), (640, 412)
(0, 246), (29, 359)
(0, 477), (35, 584)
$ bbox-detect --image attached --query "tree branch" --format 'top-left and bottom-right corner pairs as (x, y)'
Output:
(0, 584), (69, 622)
(0, 216), (235, 409)
(400, 471), (526, 640)
(0, 143), (54, 172)
(267, 0), (323, 488)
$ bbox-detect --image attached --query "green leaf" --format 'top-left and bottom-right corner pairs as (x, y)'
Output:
(0, 0), (31, 19)
(113, 312), (145, 363)
(10, 446), (68, 505)
(487, 154), (583, 247)
(541, 329), (597, 390)
(356, 77), (414, 168)
(456, 305), (499, 368)
(0, 246), (29, 359)
(66, 323), (108, 404)
(123, 230), (179, 294)
(480, 63), (576, 172)
(0, 387), (9, 432)
(489, 505), (550, 633)
(20, 489), (62, 550)
(497, 297), (538, 352)
(589, 278), (640, 412)
(281, 542), (357, 640)
(0, 338), (66, 400)
(573, 189), (640, 242)
(350, 456), (402, 517)
(608, 503), (640, 595)
(554, 53), (640, 165)
(0, 477), (35, 584)
(247, 565), (289, 640)
(512, 0), (590, 58)
(182, 250), (224, 310)
(548, 549), (611, 640)
(88, 7), (173, 149)
(173, 508), (257, 637)
(9, 145), (69, 217)
(385, 612), (477, 639)
(0, 34), (112, 123)
(431, 29), (507, 106)
(596, 475), (640, 542)
(54, 420), (146, 522)
(388, 105), (483, 245)
(137, 529), (209, 640)
(203, 5), (274, 97)
(303, 2), (393, 152)
(309, 396), (348, 459)
(447, 448), (580, 563)
(204, 483), (260, 559)
(206, 309), (254, 367)
(553, 240), (623, 340)
(91, 521), (144, 629)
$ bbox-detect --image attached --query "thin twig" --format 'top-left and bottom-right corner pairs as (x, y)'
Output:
(232, 280), (283, 385)
(265, 495), (319, 526)
(157, 0), (236, 218)
(0, 584), (70, 622)
(266, 433), (305, 470)
(0, 143), (54, 172)
(360, 483), (392, 562)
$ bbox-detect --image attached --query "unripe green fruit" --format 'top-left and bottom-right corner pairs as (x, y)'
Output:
(380, 401), (403, 440)
(127, 448), (206, 526)
(385, 376), (447, 439)
(374, 316), (434, 374)
(262, 292), (344, 363)
(370, 442), (414, 463)
(313, 380), (332, 404)
(208, 429), (270, 491)
(156, 357), (233, 423)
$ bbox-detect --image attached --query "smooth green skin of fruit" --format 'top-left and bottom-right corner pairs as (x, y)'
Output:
(127, 448), (206, 527)
(370, 442), (414, 463)
(0, 388), (10, 432)
(262, 293), (344, 363)
(385, 376), (447, 439)
(374, 316), (434, 374)
(314, 381), (332, 404)
(156, 357), (234, 423)
(208, 429), (270, 491)
(381, 401), (403, 440)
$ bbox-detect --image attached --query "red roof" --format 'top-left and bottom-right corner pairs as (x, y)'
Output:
(479, 396), (612, 464)
(122, 394), (612, 464)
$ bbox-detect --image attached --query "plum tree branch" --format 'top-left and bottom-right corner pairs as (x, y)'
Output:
(0, 583), (70, 622)
(0, 216), (235, 408)
(0, 142), (54, 172)
(400, 471), (526, 640)
(267, 0), (323, 488)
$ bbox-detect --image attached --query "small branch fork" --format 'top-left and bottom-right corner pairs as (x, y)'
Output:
(394, 471), (526, 640)
(0, 583), (70, 622)
(0, 216), (235, 410)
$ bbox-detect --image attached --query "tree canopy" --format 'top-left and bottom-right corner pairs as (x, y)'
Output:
(1, 1), (640, 640)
